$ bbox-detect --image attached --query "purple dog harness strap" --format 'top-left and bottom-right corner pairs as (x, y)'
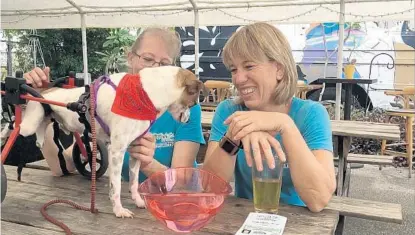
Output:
(91, 75), (155, 137)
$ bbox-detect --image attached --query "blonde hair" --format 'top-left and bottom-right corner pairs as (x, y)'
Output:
(222, 22), (297, 105)
(131, 27), (182, 62)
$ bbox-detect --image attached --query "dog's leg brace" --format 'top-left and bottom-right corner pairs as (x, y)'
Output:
(51, 119), (71, 176)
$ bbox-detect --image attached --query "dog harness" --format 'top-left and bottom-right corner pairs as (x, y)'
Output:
(91, 74), (157, 137)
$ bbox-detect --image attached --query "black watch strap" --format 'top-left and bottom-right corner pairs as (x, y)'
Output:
(219, 135), (243, 155)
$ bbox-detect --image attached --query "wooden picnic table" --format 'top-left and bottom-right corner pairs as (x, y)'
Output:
(1, 165), (340, 235)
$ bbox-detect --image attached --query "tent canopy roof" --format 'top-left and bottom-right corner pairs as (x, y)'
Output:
(1, 0), (414, 29)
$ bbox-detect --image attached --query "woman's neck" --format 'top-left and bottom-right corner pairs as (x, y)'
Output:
(259, 98), (293, 114)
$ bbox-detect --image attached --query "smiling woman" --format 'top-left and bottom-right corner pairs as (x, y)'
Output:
(202, 22), (337, 213)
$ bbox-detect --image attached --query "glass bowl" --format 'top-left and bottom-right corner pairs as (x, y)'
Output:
(138, 167), (233, 233)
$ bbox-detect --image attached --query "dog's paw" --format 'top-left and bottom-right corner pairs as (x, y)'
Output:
(113, 207), (134, 218)
(132, 193), (146, 208)
(134, 196), (146, 209)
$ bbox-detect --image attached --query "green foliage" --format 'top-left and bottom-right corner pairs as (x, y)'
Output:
(95, 28), (136, 74)
(8, 28), (112, 80)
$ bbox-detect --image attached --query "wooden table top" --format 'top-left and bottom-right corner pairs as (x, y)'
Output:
(201, 111), (401, 141)
(316, 78), (378, 85)
(1, 165), (339, 235)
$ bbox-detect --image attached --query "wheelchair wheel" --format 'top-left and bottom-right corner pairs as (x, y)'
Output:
(72, 138), (108, 180)
(1, 162), (7, 203)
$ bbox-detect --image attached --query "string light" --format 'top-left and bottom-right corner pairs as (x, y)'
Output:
(212, 4), (414, 23)
(1, 4), (413, 25)
(321, 6), (414, 18)
(215, 6), (320, 23)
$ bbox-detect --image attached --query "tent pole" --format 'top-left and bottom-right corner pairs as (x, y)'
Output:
(81, 13), (89, 84)
(194, 9), (199, 79)
(335, 0), (345, 120)
(189, 0), (199, 79)
(319, 23), (328, 102)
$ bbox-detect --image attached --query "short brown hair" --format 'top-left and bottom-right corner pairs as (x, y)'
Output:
(131, 27), (182, 62)
(222, 22), (297, 105)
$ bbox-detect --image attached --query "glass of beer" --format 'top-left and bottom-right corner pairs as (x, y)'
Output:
(252, 153), (284, 214)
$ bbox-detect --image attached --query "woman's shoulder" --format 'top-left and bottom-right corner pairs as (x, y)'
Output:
(215, 98), (246, 115)
(290, 97), (330, 120)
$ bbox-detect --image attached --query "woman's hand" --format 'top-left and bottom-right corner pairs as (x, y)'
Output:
(23, 67), (50, 88)
(127, 132), (156, 168)
(224, 111), (289, 141)
(241, 131), (286, 171)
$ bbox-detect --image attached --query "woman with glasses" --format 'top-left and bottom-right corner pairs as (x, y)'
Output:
(22, 28), (205, 182)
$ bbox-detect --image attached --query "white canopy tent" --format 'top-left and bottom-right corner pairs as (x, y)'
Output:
(2, 0), (414, 119)
(2, 0), (413, 28)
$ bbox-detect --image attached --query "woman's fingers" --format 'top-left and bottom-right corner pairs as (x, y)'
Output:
(130, 153), (153, 166)
(259, 137), (275, 169)
(24, 67), (50, 88)
(233, 122), (255, 141)
(250, 134), (263, 171)
(267, 135), (286, 163)
(141, 132), (155, 142)
(128, 145), (153, 157)
(223, 111), (244, 125)
(241, 137), (252, 167)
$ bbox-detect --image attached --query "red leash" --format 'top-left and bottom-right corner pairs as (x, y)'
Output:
(40, 84), (99, 234)
(1, 79), (99, 234)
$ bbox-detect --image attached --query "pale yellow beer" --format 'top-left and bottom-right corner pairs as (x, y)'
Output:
(253, 178), (282, 213)
(251, 153), (284, 214)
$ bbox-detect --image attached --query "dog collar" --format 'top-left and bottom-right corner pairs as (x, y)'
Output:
(111, 74), (158, 121)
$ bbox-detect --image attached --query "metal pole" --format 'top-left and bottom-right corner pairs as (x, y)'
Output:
(81, 13), (89, 84)
(6, 39), (13, 76)
(194, 9), (199, 78)
(319, 23), (328, 101)
(33, 38), (37, 67)
(335, 0), (345, 120)
(189, 0), (199, 79)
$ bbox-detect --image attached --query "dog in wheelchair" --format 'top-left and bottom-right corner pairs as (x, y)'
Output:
(1, 66), (207, 218)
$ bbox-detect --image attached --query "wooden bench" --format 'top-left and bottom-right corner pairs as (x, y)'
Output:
(328, 195), (403, 235)
(334, 153), (394, 166)
(327, 195), (402, 224)
(346, 153), (394, 165)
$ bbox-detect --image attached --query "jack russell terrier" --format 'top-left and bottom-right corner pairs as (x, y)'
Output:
(1, 66), (207, 218)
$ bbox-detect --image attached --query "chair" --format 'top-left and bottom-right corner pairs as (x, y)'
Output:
(201, 80), (232, 111)
(380, 43), (415, 178)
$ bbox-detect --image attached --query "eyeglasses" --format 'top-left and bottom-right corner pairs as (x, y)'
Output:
(133, 52), (173, 67)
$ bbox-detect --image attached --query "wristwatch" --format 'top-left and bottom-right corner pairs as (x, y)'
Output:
(219, 135), (243, 155)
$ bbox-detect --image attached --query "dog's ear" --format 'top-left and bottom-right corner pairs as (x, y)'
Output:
(176, 68), (205, 95)
(185, 79), (205, 96)
(177, 68), (197, 87)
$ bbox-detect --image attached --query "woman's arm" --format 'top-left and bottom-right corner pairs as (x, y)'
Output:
(202, 138), (238, 183)
(279, 115), (336, 212)
(141, 104), (205, 176)
(201, 101), (240, 182)
(140, 141), (200, 176)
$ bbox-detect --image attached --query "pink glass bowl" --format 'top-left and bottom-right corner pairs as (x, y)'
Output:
(138, 167), (233, 233)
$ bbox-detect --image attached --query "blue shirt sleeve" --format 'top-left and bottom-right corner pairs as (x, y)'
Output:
(209, 100), (240, 142)
(301, 102), (333, 152)
(175, 103), (205, 144)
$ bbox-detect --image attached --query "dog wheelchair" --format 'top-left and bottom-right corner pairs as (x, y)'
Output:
(1, 71), (108, 204)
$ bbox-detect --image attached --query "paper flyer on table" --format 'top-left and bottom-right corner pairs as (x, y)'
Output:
(235, 212), (287, 235)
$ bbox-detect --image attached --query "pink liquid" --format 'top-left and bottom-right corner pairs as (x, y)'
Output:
(145, 193), (226, 233)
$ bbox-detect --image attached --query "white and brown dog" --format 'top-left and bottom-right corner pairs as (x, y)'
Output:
(1, 66), (206, 218)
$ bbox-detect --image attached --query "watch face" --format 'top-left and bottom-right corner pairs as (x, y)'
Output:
(221, 138), (238, 155)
